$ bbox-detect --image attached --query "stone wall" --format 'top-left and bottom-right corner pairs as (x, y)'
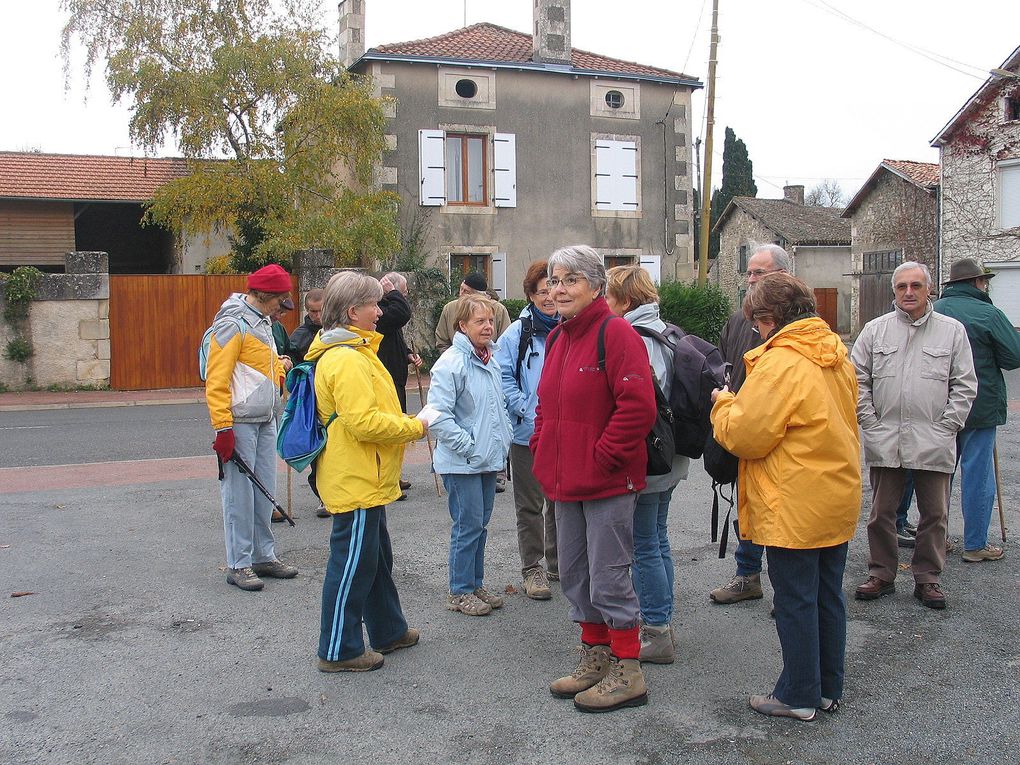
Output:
(940, 82), (1020, 270)
(0, 252), (110, 389)
(716, 207), (777, 302)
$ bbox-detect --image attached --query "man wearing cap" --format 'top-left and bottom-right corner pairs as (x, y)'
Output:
(935, 258), (1020, 563)
(852, 260), (976, 609)
(434, 272), (511, 353)
(205, 264), (299, 591)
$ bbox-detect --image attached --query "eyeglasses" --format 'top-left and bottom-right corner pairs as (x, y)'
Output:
(547, 274), (587, 288)
(533, 289), (551, 297)
(745, 269), (778, 278)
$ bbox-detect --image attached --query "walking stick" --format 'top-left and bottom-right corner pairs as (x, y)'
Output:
(220, 454), (295, 526)
(287, 467), (293, 519)
(993, 443), (1007, 542)
(411, 343), (443, 498)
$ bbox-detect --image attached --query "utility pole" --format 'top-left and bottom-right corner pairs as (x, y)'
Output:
(697, 0), (719, 287)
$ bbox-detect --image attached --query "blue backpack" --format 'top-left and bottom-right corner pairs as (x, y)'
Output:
(276, 349), (343, 471)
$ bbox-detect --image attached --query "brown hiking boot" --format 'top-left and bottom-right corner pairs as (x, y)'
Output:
(573, 657), (648, 713)
(914, 582), (947, 609)
(523, 568), (552, 600)
(317, 650), (384, 673)
(639, 624), (675, 664)
(855, 576), (895, 600)
(473, 587), (504, 609)
(961, 544), (1004, 562)
(710, 573), (763, 604)
(374, 628), (420, 655)
(226, 567), (264, 591)
(550, 644), (611, 699)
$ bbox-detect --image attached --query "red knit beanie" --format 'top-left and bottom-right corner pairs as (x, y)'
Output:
(247, 264), (291, 293)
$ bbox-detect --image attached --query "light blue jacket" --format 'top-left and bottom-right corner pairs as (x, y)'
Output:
(429, 331), (513, 474)
(494, 307), (551, 445)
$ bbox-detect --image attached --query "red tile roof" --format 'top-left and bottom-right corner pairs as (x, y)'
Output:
(0, 152), (190, 202)
(369, 23), (696, 82)
(883, 159), (940, 188)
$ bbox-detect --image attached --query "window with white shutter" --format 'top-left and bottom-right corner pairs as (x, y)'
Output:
(491, 253), (507, 297)
(999, 160), (1020, 229)
(418, 129), (446, 206)
(593, 137), (640, 215)
(492, 134), (517, 208)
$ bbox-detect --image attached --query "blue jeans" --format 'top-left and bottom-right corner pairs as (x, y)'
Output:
(895, 471), (915, 532)
(632, 488), (676, 625)
(442, 472), (497, 595)
(767, 543), (848, 709)
(956, 427), (997, 551)
(318, 506), (408, 662)
(219, 419), (278, 569)
(733, 518), (764, 577)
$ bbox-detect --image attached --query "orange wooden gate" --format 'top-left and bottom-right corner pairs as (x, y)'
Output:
(109, 275), (298, 390)
(814, 288), (838, 331)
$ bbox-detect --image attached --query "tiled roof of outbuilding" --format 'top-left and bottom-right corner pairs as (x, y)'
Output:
(366, 23), (699, 84)
(841, 159), (939, 217)
(0, 151), (189, 202)
(714, 197), (851, 246)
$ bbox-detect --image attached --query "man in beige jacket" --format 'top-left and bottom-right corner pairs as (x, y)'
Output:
(434, 272), (511, 353)
(850, 261), (976, 610)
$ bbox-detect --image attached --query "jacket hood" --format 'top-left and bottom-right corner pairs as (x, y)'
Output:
(215, 292), (268, 327)
(747, 317), (847, 370)
(305, 325), (380, 362)
(940, 282), (993, 305)
(624, 301), (664, 330)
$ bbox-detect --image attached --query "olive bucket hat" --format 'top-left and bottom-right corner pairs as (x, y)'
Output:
(943, 258), (995, 285)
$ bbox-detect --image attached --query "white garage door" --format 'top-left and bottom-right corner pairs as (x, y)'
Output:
(987, 262), (1020, 329)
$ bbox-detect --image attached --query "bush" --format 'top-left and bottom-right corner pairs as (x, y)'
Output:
(203, 254), (237, 274)
(4, 335), (33, 362)
(657, 281), (732, 345)
(501, 298), (527, 319)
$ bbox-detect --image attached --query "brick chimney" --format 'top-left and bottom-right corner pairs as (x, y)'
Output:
(533, 1), (571, 65)
(338, 0), (365, 69)
(784, 184), (805, 205)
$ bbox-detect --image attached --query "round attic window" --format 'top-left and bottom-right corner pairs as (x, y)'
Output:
(605, 90), (625, 109)
(455, 79), (478, 99)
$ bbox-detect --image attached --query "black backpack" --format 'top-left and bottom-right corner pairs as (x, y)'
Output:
(632, 324), (727, 459)
(545, 316), (676, 476)
(512, 315), (537, 385)
(703, 430), (738, 558)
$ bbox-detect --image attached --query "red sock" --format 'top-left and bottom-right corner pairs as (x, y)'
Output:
(580, 621), (610, 646)
(609, 626), (640, 659)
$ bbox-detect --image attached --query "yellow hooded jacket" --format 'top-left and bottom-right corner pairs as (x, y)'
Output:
(710, 317), (861, 549)
(306, 325), (425, 514)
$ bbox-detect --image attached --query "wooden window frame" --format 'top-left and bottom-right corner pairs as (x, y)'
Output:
(446, 133), (488, 207)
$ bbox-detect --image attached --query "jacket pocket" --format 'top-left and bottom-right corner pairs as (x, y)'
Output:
(920, 346), (951, 381)
(872, 345), (899, 378)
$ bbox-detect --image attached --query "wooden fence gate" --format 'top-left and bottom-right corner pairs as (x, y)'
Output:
(109, 275), (298, 390)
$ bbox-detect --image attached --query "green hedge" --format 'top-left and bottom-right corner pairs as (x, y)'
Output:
(502, 298), (527, 319)
(657, 281), (732, 345)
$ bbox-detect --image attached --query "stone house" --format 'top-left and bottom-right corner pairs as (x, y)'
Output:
(931, 43), (1020, 327)
(712, 185), (852, 333)
(841, 159), (939, 333)
(342, 0), (701, 297)
(0, 152), (229, 274)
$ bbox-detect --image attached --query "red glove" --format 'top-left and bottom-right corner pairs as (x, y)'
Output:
(213, 428), (235, 462)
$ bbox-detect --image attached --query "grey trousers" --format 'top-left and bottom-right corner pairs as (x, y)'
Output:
(220, 420), (278, 569)
(510, 444), (558, 577)
(867, 467), (949, 584)
(555, 493), (640, 630)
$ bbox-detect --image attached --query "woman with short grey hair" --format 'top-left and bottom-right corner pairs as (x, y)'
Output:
(547, 245), (607, 294)
(306, 270), (428, 673)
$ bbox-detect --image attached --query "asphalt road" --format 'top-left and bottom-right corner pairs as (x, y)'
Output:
(1, 374), (1019, 764)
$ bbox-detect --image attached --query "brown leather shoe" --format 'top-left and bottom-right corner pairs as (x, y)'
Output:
(914, 582), (947, 609)
(854, 576), (895, 600)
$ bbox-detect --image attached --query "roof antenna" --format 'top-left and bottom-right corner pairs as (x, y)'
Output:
(464, 0), (467, 27)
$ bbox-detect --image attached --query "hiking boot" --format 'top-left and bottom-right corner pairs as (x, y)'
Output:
(639, 624), (675, 664)
(446, 592), (492, 616)
(550, 644), (612, 698)
(547, 571), (560, 582)
(819, 697), (839, 714)
(252, 559), (298, 579)
(750, 693), (816, 721)
(226, 567), (264, 591)
(315, 501), (330, 518)
(473, 587), (504, 609)
(854, 576), (895, 600)
(271, 510), (285, 523)
(495, 475), (507, 493)
(317, 650), (384, 673)
(573, 657), (648, 713)
(902, 521), (917, 536)
(523, 569), (552, 600)
(896, 529), (916, 548)
(914, 582), (947, 609)
(945, 537), (957, 553)
(399, 478), (411, 490)
(962, 544), (1004, 562)
(374, 628), (420, 655)
(710, 573), (763, 604)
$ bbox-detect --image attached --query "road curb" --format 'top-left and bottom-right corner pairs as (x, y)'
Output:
(0, 397), (207, 412)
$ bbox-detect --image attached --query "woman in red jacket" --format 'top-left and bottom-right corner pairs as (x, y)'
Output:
(530, 245), (656, 713)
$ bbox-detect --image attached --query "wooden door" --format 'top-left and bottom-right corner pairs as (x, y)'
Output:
(814, 288), (838, 331)
(110, 275), (298, 390)
(859, 273), (893, 328)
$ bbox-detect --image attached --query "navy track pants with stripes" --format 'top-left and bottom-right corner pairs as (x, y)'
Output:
(318, 506), (408, 662)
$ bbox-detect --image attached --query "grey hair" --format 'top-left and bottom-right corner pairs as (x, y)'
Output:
(320, 271), (383, 330)
(752, 243), (791, 272)
(548, 245), (607, 293)
(891, 261), (932, 289)
(382, 271), (407, 292)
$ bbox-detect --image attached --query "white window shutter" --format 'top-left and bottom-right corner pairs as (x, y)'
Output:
(1001, 163), (1020, 229)
(639, 254), (661, 284)
(419, 129), (446, 206)
(594, 140), (638, 211)
(493, 133), (517, 208)
(491, 253), (507, 298)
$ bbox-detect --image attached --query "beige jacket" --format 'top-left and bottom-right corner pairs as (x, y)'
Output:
(434, 296), (511, 352)
(850, 303), (977, 474)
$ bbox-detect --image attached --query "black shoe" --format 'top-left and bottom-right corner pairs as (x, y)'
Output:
(896, 530), (916, 548)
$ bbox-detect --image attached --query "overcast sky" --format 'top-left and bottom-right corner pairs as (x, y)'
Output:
(2, 0), (1016, 200)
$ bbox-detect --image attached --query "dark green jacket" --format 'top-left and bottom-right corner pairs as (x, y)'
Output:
(935, 282), (1020, 428)
(271, 320), (292, 358)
